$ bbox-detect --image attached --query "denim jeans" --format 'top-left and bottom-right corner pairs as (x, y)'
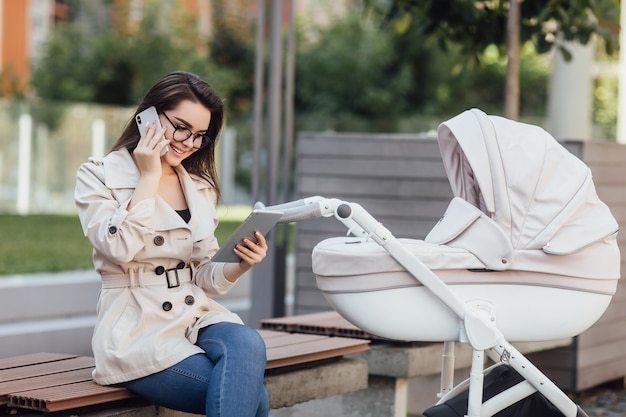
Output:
(123, 322), (269, 417)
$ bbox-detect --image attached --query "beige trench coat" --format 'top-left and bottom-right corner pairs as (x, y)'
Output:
(75, 149), (243, 385)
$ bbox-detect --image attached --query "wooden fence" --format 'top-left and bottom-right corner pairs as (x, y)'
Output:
(293, 132), (451, 312)
(527, 141), (626, 392)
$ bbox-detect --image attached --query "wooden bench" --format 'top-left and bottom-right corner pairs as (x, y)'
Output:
(0, 330), (369, 415)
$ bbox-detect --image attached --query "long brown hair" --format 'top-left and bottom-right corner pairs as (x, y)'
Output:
(112, 71), (225, 202)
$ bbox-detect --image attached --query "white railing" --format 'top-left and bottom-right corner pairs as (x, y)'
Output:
(0, 100), (242, 214)
(0, 100), (133, 214)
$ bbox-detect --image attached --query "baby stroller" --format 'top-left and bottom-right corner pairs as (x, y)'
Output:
(256, 108), (620, 416)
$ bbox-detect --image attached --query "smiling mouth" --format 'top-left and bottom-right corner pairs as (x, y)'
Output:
(169, 144), (188, 155)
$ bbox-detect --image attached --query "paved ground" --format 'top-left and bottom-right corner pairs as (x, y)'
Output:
(578, 383), (626, 417)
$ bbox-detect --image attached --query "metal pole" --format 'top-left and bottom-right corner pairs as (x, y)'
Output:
(252, 0), (265, 202)
(271, 0), (295, 319)
(274, 0), (296, 318)
(267, 0), (282, 206)
(281, 0), (294, 205)
(250, 0), (284, 325)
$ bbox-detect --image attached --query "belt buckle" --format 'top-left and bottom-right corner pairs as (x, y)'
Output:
(165, 268), (180, 288)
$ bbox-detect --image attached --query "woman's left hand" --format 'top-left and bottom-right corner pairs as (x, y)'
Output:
(234, 231), (268, 269)
(221, 231), (268, 282)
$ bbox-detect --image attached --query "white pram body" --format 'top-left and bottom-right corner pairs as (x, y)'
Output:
(259, 108), (620, 417)
(313, 232), (617, 343)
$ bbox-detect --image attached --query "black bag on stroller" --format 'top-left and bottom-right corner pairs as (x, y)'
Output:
(423, 364), (566, 417)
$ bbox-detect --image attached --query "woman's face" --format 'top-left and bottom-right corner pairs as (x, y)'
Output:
(159, 99), (211, 167)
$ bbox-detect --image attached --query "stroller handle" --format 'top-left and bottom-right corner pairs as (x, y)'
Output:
(255, 197), (374, 239)
(254, 196), (326, 224)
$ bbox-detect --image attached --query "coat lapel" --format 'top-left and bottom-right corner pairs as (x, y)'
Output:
(178, 166), (215, 240)
(100, 149), (214, 238)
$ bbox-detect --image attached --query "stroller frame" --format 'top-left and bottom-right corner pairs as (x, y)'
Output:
(259, 195), (588, 417)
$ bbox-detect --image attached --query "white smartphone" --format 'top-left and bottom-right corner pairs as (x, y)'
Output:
(135, 106), (168, 155)
(212, 209), (283, 262)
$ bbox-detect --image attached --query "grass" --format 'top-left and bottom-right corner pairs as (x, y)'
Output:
(0, 208), (259, 276)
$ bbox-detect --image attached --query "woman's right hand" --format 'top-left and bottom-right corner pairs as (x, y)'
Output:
(133, 122), (168, 178)
(127, 123), (168, 210)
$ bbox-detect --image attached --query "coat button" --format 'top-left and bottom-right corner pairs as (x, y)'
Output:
(162, 301), (172, 311)
(155, 266), (165, 275)
(176, 261), (185, 269)
(108, 226), (117, 234)
(154, 235), (165, 246)
(185, 295), (195, 306)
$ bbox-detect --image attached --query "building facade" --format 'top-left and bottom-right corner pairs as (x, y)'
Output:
(0, 0), (72, 96)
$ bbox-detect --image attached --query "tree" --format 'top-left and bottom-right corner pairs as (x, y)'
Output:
(366, 0), (620, 119)
(295, 11), (414, 131)
(30, 1), (251, 109)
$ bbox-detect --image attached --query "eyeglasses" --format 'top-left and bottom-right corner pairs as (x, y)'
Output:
(162, 112), (212, 150)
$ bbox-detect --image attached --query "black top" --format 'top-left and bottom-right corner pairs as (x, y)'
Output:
(176, 208), (191, 223)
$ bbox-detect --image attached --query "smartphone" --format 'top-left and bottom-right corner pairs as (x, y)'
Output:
(135, 106), (168, 155)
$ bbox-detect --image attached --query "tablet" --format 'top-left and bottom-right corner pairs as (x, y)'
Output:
(212, 209), (283, 262)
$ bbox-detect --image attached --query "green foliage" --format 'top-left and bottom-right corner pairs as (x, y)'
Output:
(31, 1), (554, 135)
(295, 11), (414, 131)
(594, 73), (619, 139)
(30, 1), (250, 110)
(209, 24), (256, 117)
(523, 0), (620, 56)
(88, 32), (135, 104)
(294, 8), (550, 132)
(365, 0), (620, 60)
(31, 24), (96, 102)
(32, 22), (148, 105)
(432, 43), (550, 117)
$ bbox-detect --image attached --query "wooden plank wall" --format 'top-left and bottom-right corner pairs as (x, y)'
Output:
(293, 132), (626, 392)
(577, 141), (626, 390)
(528, 141), (626, 392)
(293, 132), (451, 313)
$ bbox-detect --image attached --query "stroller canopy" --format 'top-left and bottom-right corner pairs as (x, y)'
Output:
(435, 108), (618, 255)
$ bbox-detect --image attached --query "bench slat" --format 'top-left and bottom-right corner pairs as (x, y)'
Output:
(261, 310), (345, 326)
(8, 381), (134, 412)
(0, 353), (77, 371)
(261, 330), (331, 347)
(0, 356), (94, 383)
(0, 368), (93, 405)
(266, 337), (369, 369)
(260, 311), (385, 340)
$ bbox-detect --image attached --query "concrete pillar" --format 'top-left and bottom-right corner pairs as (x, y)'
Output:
(617, 3), (626, 144)
(548, 40), (595, 140)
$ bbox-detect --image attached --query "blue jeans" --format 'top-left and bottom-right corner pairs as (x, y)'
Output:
(123, 322), (269, 417)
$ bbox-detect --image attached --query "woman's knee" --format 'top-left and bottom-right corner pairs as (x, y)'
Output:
(231, 324), (267, 361)
(198, 323), (266, 359)
(241, 325), (266, 356)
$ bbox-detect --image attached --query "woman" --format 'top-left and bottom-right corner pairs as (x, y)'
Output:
(74, 71), (269, 417)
